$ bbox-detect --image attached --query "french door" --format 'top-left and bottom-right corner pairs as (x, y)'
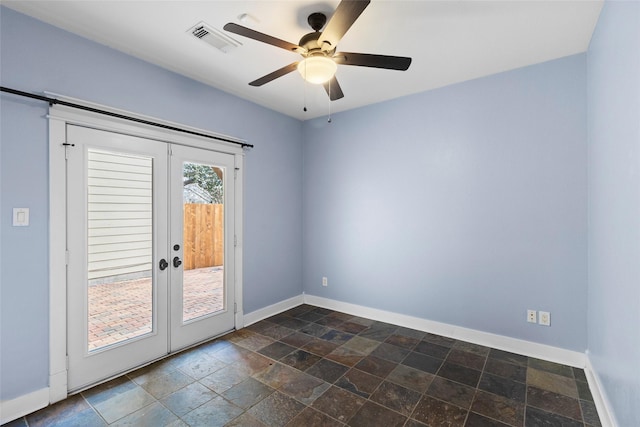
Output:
(169, 144), (235, 351)
(66, 124), (236, 391)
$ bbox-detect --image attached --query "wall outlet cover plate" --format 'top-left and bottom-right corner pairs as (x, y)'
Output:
(539, 311), (551, 326)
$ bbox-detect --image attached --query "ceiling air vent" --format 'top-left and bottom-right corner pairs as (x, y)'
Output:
(189, 22), (241, 53)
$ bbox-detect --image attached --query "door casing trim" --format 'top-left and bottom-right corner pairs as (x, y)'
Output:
(48, 103), (245, 402)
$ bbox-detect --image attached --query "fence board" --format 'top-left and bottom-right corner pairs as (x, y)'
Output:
(214, 205), (224, 266)
(184, 204), (195, 270)
(183, 204), (223, 270)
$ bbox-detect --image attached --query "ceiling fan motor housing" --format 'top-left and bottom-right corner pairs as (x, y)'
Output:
(307, 12), (327, 32)
(299, 31), (334, 56)
(298, 13), (335, 56)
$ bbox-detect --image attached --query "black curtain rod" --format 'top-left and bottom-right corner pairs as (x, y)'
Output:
(0, 86), (253, 149)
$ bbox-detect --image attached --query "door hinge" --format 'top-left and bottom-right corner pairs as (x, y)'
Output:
(234, 302), (237, 314)
(234, 167), (239, 179)
(66, 355), (69, 370)
(65, 250), (69, 265)
(234, 235), (237, 247)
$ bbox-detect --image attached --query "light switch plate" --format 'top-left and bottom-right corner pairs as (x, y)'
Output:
(13, 208), (29, 226)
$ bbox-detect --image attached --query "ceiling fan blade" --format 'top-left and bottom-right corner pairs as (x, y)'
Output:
(334, 52), (412, 70)
(318, 0), (370, 51)
(249, 62), (299, 87)
(323, 76), (344, 101)
(224, 23), (303, 53)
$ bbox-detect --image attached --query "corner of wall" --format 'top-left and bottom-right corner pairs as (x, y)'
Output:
(584, 352), (619, 427)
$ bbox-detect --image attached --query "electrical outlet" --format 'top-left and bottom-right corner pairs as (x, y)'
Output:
(527, 310), (537, 323)
(539, 311), (551, 326)
(322, 277), (328, 287)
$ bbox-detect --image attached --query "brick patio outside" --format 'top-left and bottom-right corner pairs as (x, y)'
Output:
(88, 267), (223, 350)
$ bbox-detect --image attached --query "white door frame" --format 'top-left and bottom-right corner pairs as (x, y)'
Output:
(48, 100), (245, 402)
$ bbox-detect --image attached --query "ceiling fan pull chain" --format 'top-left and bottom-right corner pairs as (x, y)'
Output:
(303, 83), (307, 112)
(328, 83), (332, 123)
(303, 62), (308, 112)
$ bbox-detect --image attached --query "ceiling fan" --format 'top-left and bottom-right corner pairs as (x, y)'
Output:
(223, 0), (412, 101)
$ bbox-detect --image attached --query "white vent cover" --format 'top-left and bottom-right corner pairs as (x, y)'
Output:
(189, 21), (241, 53)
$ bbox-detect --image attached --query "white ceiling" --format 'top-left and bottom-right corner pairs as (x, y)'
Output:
(3, 1), (603, 120)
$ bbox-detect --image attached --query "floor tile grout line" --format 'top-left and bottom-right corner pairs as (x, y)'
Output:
(80, 393), (110, 426)
(461, 347), (492, 427)
(284, 325), (438, 426)
(523, 358), (529, 427)
(259, 308), (588, 427)
(263, 314), (497, 426)
(11, 304), (600, 427)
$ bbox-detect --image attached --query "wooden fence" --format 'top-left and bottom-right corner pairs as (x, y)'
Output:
(183, 204), (223, 270)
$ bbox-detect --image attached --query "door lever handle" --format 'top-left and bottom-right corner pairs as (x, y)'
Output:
(173, 256), (182, 268)
(159, 259), (169, 271)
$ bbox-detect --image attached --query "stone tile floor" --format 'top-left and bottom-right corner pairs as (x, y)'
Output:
(88, 267), (223, 350)
(4, 304), (601, 426)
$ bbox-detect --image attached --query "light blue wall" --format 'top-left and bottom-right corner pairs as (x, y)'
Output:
(0, 7), (303, 400)
(6, 4), (639, 423)
(303, 54), (588, 351)
(586, 2), (640, 426)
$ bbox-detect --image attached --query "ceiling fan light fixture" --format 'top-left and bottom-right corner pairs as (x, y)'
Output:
(297, 56), (337, 84)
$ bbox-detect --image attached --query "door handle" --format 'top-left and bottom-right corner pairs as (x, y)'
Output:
(159, 259), (169, 271)
(173, 256), (182, 268)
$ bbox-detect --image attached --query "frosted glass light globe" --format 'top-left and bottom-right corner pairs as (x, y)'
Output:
(297, 57), (337, 84)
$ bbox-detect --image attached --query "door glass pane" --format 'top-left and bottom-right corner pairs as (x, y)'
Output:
(87, 149), (153, 351)
(182, 162), (224, 322)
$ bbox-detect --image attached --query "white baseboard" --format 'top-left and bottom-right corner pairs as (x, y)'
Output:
(584, 353), (618, 427)
(249, 293), (615, 426)
(303, 294), (586, 368)
(0, 387), (49, 424)
(243, 294), (305, 327)
(6, 294), (605, 426)
(0, 294), (617, 427)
